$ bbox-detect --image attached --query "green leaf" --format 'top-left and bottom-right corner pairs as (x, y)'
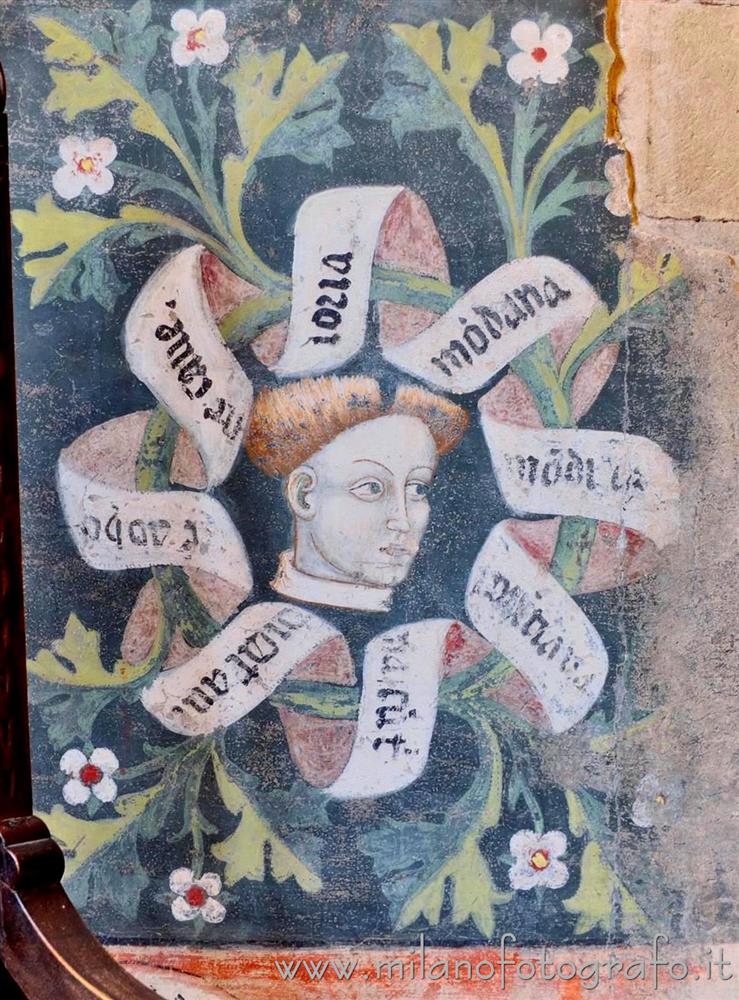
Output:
(360, 715), (510, 937)
(222, 43), (350, 246)
(522, 43), (614, 253)
(559, 253), (686, 392)
(40, 787), (159, 921)
(13, 195), (125, 308)
(27, 613), (154, 688)
(32, 17), (205, 197)
(13, 195), (243, 309)
(530, 166), (609, 232)
(369, 18), (517, 255)
(65, 827), (149, 921)
(39, 786), (160, 879)
(29, 683), (118, 751)
(565, 789), (589, 838)
(564, 842), (648, 936)
(211, 750), (325, 893)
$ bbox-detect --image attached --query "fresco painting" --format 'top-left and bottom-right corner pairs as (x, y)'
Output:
(2, 0), (701, 992)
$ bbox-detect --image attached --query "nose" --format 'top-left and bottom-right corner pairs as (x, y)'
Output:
(386, 486), (410, 533)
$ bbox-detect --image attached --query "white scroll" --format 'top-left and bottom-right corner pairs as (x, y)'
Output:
(125, 244), (253, 487)
(141, 603), (339, 737)
(384, 257), (600, 393)
(482, 420), (681, 550)
(326, 620), (452, 800)
(466, 523), (608, 734)
(276, 186), (404, 377)
(268, 186), (600, 395)
(57, 424), (252, 593)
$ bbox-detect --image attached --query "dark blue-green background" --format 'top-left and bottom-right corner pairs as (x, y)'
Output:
(2, 0), (691, 947)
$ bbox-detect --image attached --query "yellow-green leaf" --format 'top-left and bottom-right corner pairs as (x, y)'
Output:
(522, 43), (614, 248)
(28, 613), (153, 687)
(565, 789), (589, 837)
(559, 253), (683, 387)
(389, 18), (514, 239)
(33, 18), (201, 191)
(210, 752), (322, 893)
(222, 44), (348, 245)
(397, 836), (511, 938)
(563, 842), (648, 936)
(33, 16), (95, 66)
(13, 195), (123, 307)
(396, 719), (509, 937)
(39, 786), (159, 877)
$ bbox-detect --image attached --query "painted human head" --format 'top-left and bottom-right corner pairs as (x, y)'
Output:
(246, 377), (468, 596)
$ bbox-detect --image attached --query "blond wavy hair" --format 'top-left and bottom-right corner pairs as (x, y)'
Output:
(246, 376), (469, 477)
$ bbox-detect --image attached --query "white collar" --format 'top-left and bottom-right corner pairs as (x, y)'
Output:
(270, 550), (393, 612)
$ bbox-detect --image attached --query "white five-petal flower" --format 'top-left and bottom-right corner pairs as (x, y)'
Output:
(52, 137), (117, 200)
(171, 9), (229, 67)
(60, 747), (119, 806)
(631, 774), (684, 829)
(507, 20), (573, 86)
(169, 868), (226, 923)
(509, 829), (569, 890)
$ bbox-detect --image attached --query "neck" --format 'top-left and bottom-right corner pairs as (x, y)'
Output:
(271, 550), (393, 613)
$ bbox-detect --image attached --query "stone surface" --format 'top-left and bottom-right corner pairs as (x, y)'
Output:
(619, 0), (739, 221)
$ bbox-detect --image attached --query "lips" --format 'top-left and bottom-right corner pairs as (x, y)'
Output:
(380, 543), (415, 559)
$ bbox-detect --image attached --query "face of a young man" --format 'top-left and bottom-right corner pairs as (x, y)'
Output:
(289, 414), (438, 589)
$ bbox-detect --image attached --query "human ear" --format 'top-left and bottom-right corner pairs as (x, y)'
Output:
(286, 465), (317, 520)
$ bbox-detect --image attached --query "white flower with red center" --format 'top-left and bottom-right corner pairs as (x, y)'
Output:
(631, 773), (684, 828)
(169, 868), (226, 923)
(60, 748), (119, 805)
(507, 21), (573, 86)
(508, 829), (569, 890)
(171, 9), (229, 67)
(52, 137), (117, 200)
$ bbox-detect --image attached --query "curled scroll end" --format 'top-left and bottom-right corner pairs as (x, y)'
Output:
(121, 567), (249, 669)
(376, 189), (450, 350)
(506, 517), (660, 594)
(280, 634), (357, 788)
(170, 428), (207, 489)
(279, 709), (357, 788)
(570, 342), (620, 422)
(121, 578), (162, 666)
(488, 670), (552, 732)
(479, 371), (544, 430)
(250, 321), (289, 367)
(441, 621), (493, 679)
(580, 522), (659, 593)
(200, 250), (261, 323)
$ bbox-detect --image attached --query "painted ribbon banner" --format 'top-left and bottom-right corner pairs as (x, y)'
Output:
(57, 421), (252, 593)
(269, 185), (600, 394)
(141, 603), (339, 737)
(125, 243), (253, 488)
(385, 256), (600, 394)
(276, 185), (405, 377)
(466, 523), (608, 734)
(483, 421), (681, 550)
(326, 620), (452, 800)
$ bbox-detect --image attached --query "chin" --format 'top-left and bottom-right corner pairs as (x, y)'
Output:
(362, 561), (413, 588)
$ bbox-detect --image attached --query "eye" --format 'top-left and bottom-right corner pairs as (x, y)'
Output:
(350, 478), (385, 501)
(406, 481), (431, 501)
